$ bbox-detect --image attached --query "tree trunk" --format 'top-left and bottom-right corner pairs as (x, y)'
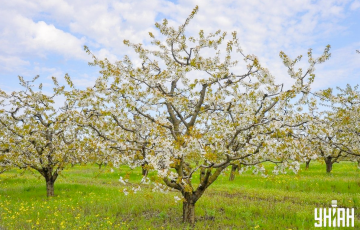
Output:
(325, 157), (333, 173)
(326, 162), (333, 173)
(141, 162), (149, 177)
(172, 165), (228, 225)
(183, 200), (195, 224)
(142, 167), (148, 177)
(38, 167), (59, 197)
(229, 164), (238, 181)
(46, 178), (55, 197)
(305, 160), (311, 170)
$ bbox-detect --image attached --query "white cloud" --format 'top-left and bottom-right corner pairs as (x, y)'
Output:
(350, 0), (360, 10)
(0, 56), (30, 72)
(0, 7), (87, 61)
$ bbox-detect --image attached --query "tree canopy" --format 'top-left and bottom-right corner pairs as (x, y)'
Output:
(0, 75), (88, 196)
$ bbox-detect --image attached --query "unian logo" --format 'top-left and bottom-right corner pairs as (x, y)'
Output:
(314, 200), (355, 227)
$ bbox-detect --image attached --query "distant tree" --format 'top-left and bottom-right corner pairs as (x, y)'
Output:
(328, 85), (360, 158)
(0, 76), (87, 197)
(307, 85), (360, 173)
(81, 6), (331, 224)
(306, 121), (347, 173)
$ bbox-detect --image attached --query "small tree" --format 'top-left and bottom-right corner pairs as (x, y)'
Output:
(326, 85), (360, 158)
(82, 7), (330, 224)
(306, 118), (346, 174)
(306, 85), (360, 173)
(0, 76), (86, 197)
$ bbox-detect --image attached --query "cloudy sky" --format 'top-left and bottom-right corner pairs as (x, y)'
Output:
(1, 0), (359, 93)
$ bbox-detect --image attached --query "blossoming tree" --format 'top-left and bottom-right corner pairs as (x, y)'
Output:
(81, 7), (331, 223)
(326, 85), (360, 158)
(305, 85), (360, 172)
(0, 76), (87, 196)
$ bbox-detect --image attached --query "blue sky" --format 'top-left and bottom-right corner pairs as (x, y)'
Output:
(0, 0), (359, 93)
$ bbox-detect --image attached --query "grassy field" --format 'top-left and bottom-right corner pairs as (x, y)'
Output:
(0, 162), (359, 229)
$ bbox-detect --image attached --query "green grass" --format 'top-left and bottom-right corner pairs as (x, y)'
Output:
(0, 162), (359, 229)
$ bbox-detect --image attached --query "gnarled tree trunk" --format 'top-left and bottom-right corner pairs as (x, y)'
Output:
(229, 164), (238, 181)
